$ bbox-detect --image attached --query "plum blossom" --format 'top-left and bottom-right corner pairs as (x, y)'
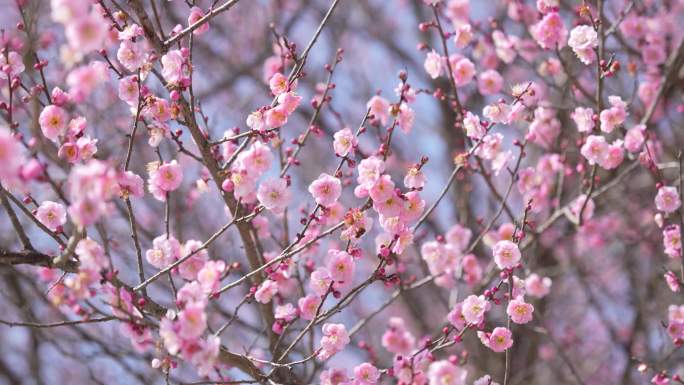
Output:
(568, 25), (598, 64)
(36, 201), (67, 231)
(427, 360), (467, 385)
(257, 177), (291, 213)
(478, 327), (513, 352)
(333, 127), (357, 157)
(462, 294), (489, 324)
(318, 323), (349, 360)
(493, 240), (521, 269)
(309, 173), (342, 207)
(424, 50), (443, 79)
(39, 105), (69, 142)
(507, 297), (534, 324)
(655, 186), (681, 214)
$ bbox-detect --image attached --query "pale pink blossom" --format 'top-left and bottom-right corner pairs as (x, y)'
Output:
(257, 177), (291, 213)
(36, 201), (67, 231)
(507, 297), (534, 324)
(187, 7), (209, 35)
(39, 105), (69, 142)
(478, 327), (513, 352)
(525, 274), (552, 298)
(333, 127), (357, 157)
(318, 323), (349, 360)
(477, 69), (503, 95)
(427, 360), (467, 385)
(424, 50), (443, 79)
(327, 249), (355, 284)
(571, 107), (595, 133)
(367, 96), (390, 125)
(493, 240), (521, 269)
(354, 362), (380, 385)
(462, 294), (488, 324)
(452, 57), (475, 86)
(309, 173), (342, 207)
(655, 186), (681, 214)
(255, 279), (278, 304)
(568, 25), (598, 64)
(161, 50), (186, 84)
(269, 72), (289, 96)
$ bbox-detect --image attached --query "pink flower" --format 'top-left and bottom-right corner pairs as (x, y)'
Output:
(454, 24), (473, 48)
(474, 375), (500, 385)
(150, 160), (184, 194)
(655, 186), (681, 214)
(146, 235), (181, 269)
(255, 279), (278, 304)
(197, 260), (225, 293)
(333, 127), (357, 157)
(0, 51), (25, 77)
(665, 271), (681, 293)
(36, 201), (67, 231)
(580, 135), (608, 166)
(663, 225), (681, 258)
(318, 323), (349, 360)
(599, 96), (628, 133)
(265, 106), (289, 128)
(625, 124), (646, 152)
(427, 360), (467, 385)
(58, 142), (80, 163)
(327, 249), (355, 284)
(178, 240), (209, 281)
(298, 294), (320, 320)
(177, 301), (207, 340)
(569, 194), (595, 222)
(536, 0), (559, 13)
(447, 303), (466, 329)
(354, 362), (380, 385)
(65, 11), (108, 54)
(117, 171), (145, 198)
(493, 240), (521, 269)
(188, 7), (209, 35)
(367, 96), (390, 125)
(424, 50), (443, 79)
(309, 173), (342, 207)
(161, 50), (186, 84)
(269, 72), (289, 96)
(237, 141), (273, 177)
(381, 317), (415, 355)
(277, 91), (302, 114)
(309, 268), (333, 296)
(483, 101), (511, 124)
(507, 297), (534, 324)
(0, 128), (24, 183)
(571, 107), (595, 133)
(117, 40), (147, 72)
(477, 69), (503, 95)
(76, 136), (98, 160)
(568, 25), (598, 64)
(478, 327), (513, 352)
(118, 75), (139, 106)
(475, 133), (503, 160)
(369, 174), (395, 202)
(531, 12), (567, 49)
(464, 111), (486, 139)
(462, 294), (488, 324)
(525, 274), (552, 298)
(257, 177), (291, 213)
(451, 57), (475, 86)
(68, 196), (107, 227)
(39, 105), (69, 142)
(404, 166), (426, 190)
(357, 157), (385, 188)
(246, 110), (266, 132)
